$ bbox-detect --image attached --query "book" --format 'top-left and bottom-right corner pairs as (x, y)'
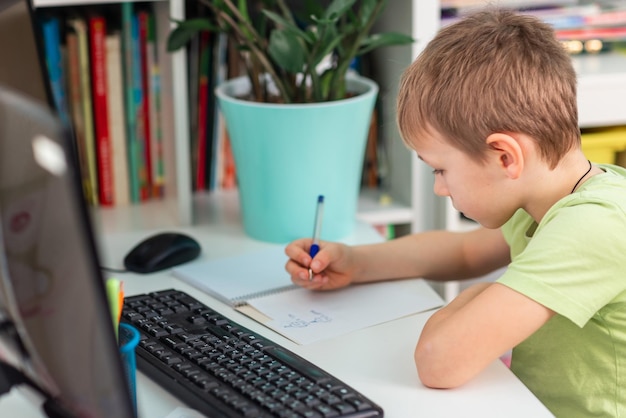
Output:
(67, 16), (99, 206)
(106, 31), (130, 206)
(172, 247), (444, 345)
(131, 8), (149, 201)
(89, 15), (113, 206)
(195, 30), (212, 191)
(40, 15), (71, 128)
(185, 11), (202, 192)
(65, 24), (92, 204)
(145, 11), (165, 198)
(138, 9), (153, 197)
(121, 2), (145, 203)
(556, 27), (626, 41)
(209, 33), (228, 190)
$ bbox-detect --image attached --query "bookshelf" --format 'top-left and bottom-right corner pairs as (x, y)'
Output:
(32, 0), (626, 252)
(33, 0), (193, 225)
(30, 0), (417, 233)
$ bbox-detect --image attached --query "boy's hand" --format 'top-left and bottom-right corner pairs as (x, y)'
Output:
(284, 239), (354, 290)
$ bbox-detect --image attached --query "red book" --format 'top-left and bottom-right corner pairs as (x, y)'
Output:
(556, 27), (626, 41)
(138, 10), (152, 198)
(196, 31), (211, 190)
(89, 15), (113, 206)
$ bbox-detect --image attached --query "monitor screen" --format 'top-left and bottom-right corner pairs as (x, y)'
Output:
(0, 0), (135, 416)
(0, 0), (51, 106)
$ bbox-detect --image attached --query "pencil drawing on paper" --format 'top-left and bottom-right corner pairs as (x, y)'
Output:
(282, 310), (332, 328)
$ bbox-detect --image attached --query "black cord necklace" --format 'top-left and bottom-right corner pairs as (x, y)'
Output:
(571, 160), (592, 194)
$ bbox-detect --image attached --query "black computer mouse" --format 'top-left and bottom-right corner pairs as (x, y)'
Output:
(123, 232), (201, 274)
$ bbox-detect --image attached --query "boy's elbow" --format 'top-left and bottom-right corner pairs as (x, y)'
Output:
(414, 339), (471, 389)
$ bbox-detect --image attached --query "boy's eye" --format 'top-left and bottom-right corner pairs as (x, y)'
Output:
(432, 169), (444, 175)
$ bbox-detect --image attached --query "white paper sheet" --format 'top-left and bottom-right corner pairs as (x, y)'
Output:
(247, 278), (443, 344)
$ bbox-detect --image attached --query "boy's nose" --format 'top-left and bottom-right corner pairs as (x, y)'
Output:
(433, 178), (450, 197)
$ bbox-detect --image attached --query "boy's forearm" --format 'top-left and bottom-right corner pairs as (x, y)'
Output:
(350, 230), (476, 283)
(347, 234), (437, 283)
(423, 282), (493, 327)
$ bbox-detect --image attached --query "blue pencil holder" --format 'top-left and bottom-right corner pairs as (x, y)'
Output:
(119, 323), (140, 413)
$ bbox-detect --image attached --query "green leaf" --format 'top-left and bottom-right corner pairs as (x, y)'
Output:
(268, 29), (306, 74)
(166, 19), (216, 52)
(237, 0), (250, 21)
(323, 0), (357, 20)
(310, 28), (342, 67)
(302, 0), (325, 24)
(358, 32), (414, 55)
(309, 14), (338, 26)
(262, 10), (314, 43)
(358, 0), (379, 27)
(176, 17), (217, 31)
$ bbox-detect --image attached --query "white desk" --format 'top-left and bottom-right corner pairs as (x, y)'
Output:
(0, 197), (553, 417)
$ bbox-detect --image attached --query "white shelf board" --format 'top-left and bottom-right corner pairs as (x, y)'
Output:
(574, 52), (626, 128)
(357, 188), (414, 226)
(91, 198), (183, 236)
(93, 188), (415, 235)
(33, 0), (168, 6)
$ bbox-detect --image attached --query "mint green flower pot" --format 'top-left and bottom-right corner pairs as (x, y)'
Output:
(215, 74), (378, 243)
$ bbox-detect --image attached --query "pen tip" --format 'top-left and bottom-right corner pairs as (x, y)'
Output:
(318, 195), (324, 203)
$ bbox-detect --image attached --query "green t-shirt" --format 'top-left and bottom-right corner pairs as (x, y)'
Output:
(498, 164), (626, 417)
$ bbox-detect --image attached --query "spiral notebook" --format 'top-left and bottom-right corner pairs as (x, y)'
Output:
(171, 246), (444, 344)
(171, 246), (297, 307)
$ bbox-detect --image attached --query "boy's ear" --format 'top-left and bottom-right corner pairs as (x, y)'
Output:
(485, 133), (524, 179)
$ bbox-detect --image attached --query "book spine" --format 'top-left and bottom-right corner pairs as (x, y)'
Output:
(66, 27), (93, 203)
(89, 15), (114, 206)
(146, 11), (165, 198)
(69, 17), (99, 206)
(555, 27), (626, 41)
(138, 10), (153, 198)
(195, 31), (211, 191)
(40, 16), (71, 128)
(106, 31), (130, 206)
(210, 33), (228, 190)
(122, 3), (140, 202)
(131, 9), (149, 201)
(585, 10), (626, 27)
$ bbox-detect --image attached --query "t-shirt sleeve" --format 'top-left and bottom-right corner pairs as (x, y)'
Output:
(498, 198), (626, 328)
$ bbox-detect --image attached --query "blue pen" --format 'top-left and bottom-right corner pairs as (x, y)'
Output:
(308, 195), (324, 280)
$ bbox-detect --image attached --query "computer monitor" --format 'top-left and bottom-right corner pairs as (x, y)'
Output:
(0, 0), (136, 417)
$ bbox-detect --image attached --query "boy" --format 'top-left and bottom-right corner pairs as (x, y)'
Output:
(284, 8), (626, 417)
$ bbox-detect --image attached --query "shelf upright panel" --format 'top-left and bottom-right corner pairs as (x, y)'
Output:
(574, 52), (626, 128)
(165, 0), (192, 225)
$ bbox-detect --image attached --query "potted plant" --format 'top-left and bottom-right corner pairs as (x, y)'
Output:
(168, 0), (413, 243)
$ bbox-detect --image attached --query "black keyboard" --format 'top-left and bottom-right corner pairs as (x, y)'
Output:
(122, 289), (384, 418)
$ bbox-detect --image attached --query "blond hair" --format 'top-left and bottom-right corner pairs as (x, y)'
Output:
(397, 8), (579, 168)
